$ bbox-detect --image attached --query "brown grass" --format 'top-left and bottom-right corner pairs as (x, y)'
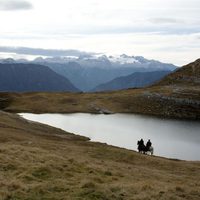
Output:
(0, 111), (199, 199)
(1, 83), (200, 120)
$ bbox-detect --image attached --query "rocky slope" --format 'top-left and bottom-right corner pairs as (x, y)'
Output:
(157, 58), (200, 86)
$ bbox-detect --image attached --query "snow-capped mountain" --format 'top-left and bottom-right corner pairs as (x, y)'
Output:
(0, 54), (177, 91)
(108, 54), (140, 64)
(29, 54), (176, 69)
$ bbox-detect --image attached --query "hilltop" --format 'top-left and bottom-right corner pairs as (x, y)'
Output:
(157, 59), (200, 86)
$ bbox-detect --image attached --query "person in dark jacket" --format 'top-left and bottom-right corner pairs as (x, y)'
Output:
(137, 139), (144, 152)
(138, 139), (144, 146)
(146, 139), (152, 151)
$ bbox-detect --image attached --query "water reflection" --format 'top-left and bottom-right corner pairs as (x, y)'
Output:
(20, 113), (200, 161)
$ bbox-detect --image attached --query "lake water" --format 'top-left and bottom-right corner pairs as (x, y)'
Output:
(20, 113), (200, 161)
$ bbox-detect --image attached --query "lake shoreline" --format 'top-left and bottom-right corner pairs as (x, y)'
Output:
(1, 85), (200, 121)
(20, 112), (200, 161)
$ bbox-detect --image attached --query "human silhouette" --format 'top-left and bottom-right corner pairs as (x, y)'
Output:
(137, 139), (145, 153)
(146, 139), (152, 151)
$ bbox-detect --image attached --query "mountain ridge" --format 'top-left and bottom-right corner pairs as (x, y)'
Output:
(32, 55), (176, 91)
(0, 55), (177, 91)
(92, 70), (171, 92)
(156, 58), (200, 86)
(0, 63), (80, 92)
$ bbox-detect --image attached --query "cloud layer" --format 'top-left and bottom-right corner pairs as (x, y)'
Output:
(0, 0), (199, 65)
(0, 0), (32, 11)
(0, 46), (93, 57)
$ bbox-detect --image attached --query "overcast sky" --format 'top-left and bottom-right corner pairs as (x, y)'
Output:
(0, 0), (200, 65)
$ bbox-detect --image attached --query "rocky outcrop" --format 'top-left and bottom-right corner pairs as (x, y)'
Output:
(89, 103), (113, 114)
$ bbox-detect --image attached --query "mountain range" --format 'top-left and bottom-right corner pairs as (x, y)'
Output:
(31, 54), (177, 91)
(0, 54), (177, 92)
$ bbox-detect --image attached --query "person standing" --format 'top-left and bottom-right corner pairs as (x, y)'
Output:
(137, 139), (144, 153)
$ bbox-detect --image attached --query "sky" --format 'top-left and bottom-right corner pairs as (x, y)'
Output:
(0, 0), (200, 65)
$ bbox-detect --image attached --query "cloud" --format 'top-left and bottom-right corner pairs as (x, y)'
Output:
(0, 0), (33, 11)
(149, 18), (183, 24)
(0, 46), (95, 57)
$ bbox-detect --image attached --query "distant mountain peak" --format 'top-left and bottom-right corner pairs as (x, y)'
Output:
(34, 57), (45, 62)
(0, 58), (15, 63)
(107, 54), (140, 64)
(120, 54), (129, 58)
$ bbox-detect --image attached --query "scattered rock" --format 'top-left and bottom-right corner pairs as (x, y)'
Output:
(89, 103), (113, 114)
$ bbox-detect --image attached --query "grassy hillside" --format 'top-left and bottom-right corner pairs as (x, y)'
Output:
(1, 83), (199, 119)
(0, 111), (199, 199)
(157, 59), (200, 86)
(1, 59), (200, 119)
